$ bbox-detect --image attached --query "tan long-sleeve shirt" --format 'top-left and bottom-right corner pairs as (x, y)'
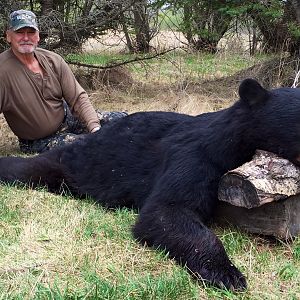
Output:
(0, 48), (99, 140)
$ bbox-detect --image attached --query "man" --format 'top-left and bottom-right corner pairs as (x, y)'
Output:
(0, 9), (126, 153)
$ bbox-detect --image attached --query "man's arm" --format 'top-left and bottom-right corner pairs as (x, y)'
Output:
(59, 57), (100, 132)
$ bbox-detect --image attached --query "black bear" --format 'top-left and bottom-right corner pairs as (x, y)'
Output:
(1, 78), (300, 290)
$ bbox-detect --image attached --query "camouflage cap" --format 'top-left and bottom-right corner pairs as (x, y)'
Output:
(9, 10), (39, 31)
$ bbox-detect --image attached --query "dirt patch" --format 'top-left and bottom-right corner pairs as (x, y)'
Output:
(87, 77), (238, 117)
(0, 116), (19, 155)
(73, 66), (134, 90)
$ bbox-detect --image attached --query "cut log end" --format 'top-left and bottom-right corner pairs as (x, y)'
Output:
(218, 173), (260, 209)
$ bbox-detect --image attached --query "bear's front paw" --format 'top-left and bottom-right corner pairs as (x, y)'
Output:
(194, 260), (247, 291)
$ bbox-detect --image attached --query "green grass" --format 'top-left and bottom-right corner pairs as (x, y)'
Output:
(67, 51), (269, 85)
(157, 8), (183, 31)
(1, 51), (300, 299)
(0, 186), (201, 299)
(3, 270), (198, 299)
(0, 188), (22, 244)
(1, 184), (300, 299)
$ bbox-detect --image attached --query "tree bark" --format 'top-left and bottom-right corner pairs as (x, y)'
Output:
(217, 150), (300, 238)
(132, 0), (151, 53)
(41, 0), (54, 15)
(251, 0), (300, 55)
(291, 0), (300, 24)
(218, 150), (300, 209)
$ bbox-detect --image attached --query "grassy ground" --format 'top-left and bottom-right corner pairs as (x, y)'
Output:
(0, 51), (300, 299)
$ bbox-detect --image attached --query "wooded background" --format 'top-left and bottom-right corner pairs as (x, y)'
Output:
(0, 0), (300, 56)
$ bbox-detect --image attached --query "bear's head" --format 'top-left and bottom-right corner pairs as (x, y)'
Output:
(239, 78), (300, 166)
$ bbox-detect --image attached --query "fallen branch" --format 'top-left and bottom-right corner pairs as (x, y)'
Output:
(66, 47), (179, 70)
(291, 69), (300, 88)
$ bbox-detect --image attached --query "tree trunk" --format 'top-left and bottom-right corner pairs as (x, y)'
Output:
(132, 0), (150, 53)
(120, 11), (135, 53)
(82, 0), (93, 17)
(41, 0), (54, 15)
(251, 0), (300, 55)
(291, 0), (300, 23)
(182, 1), (231, 53)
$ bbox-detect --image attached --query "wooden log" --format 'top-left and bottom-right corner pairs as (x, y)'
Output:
(218, 150), (300, 209)
(215, 195), (300, 239)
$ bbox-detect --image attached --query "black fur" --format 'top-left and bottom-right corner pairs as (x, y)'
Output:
(2, 78), (300, 290)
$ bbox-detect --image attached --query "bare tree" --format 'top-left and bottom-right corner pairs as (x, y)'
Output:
(0, 0), (30, 51)
(35, 0), (134, 51)
(0, 0), (161, 55)
(117, 0), (159, 53)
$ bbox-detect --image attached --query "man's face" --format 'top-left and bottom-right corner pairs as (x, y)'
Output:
(6, 27), (40, 54)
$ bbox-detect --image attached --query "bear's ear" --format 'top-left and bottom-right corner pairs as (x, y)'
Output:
(238, 78), (270, 106)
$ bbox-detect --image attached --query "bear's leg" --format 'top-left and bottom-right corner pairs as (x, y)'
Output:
(133, 202), (246, 290)
(0, 150), (67, 193)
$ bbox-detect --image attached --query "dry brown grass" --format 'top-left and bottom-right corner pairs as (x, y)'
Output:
(87, 68), (239, 117)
